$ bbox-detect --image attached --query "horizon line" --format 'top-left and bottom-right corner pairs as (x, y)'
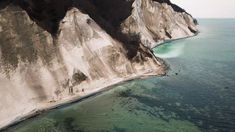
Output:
(195, 17), (235, 19)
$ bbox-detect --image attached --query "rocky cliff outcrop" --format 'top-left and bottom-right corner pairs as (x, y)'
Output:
(121, 0), (198, 48)
(0, 0), (197, 129)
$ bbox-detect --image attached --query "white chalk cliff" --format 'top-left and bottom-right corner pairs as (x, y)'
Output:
(0, 0), (198, 129)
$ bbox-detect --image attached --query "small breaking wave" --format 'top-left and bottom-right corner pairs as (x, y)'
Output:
(153, 42), (185, 59)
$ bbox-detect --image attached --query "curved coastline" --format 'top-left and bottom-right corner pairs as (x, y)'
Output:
(151, 32), (199, 49)
(0, 34), (199, 131)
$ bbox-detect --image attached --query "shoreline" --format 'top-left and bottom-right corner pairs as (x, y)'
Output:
(0, 71), (165, 131)
(0, 33), (199, 131)
(151, 32), (199, 49)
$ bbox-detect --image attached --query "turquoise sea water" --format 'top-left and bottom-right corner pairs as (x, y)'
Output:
(6, 19), (235, 132)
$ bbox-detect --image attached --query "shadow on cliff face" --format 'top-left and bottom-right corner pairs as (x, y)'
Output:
(0, 7), (38, 71)
(0, 0), (165, 71)
(14, 0), (72, 35)
(0, 0), (71, 73)
(73, 0), (152, 60)
(1, 0), (150, 60)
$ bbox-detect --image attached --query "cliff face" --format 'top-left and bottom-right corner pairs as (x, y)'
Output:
(0, 0), (197, 128)
(121, 0), (198, 48)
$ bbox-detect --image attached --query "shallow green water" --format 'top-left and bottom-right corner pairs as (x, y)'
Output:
(6, 19), (235, 132)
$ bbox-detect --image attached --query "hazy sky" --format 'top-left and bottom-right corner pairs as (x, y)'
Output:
(171, 0), (235, 18)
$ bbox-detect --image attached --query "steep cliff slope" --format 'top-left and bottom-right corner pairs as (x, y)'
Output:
(121, 0), (198, 48)
(0, 0), (197, 129)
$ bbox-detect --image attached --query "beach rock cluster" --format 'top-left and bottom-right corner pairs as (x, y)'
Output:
(0, 0), (197, 129)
